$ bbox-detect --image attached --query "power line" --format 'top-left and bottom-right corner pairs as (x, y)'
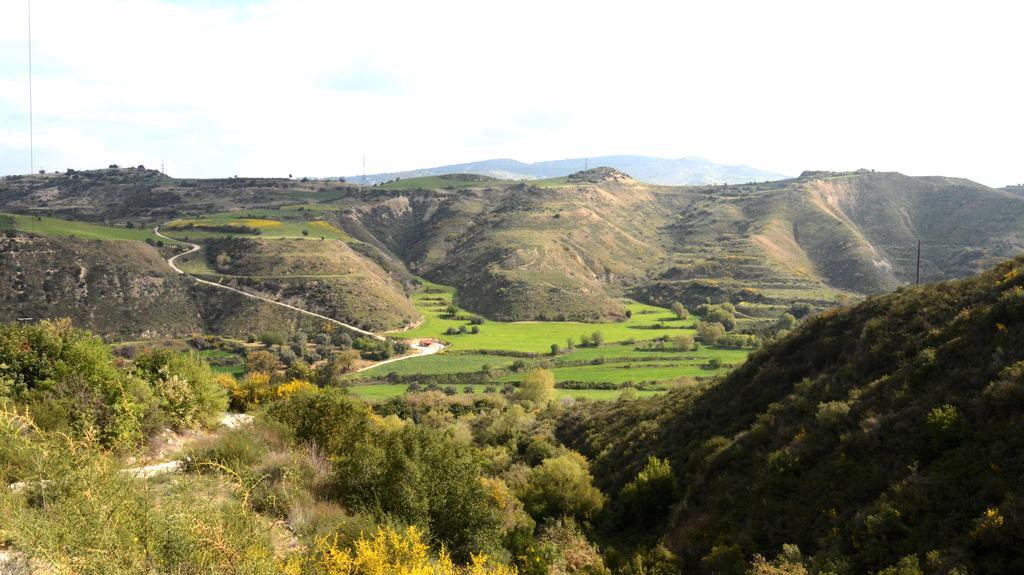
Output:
(915, 240), (921, 285)
(27, 0), (34, 174)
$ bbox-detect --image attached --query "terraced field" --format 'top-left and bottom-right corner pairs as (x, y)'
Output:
(391, 282), (698, 353)
(349, 281), (752, 399)
(0, 212), (168, 243)
(347, 383), (666, 401)
(160, 211), (350, 240)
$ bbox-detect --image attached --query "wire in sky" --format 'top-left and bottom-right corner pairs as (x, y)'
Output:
(28, 0), (34, 174)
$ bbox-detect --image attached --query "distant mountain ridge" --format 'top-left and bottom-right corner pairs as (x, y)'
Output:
(347, 155), (787, 186)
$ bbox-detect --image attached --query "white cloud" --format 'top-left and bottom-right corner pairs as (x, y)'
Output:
(0, 0), (1021, 185)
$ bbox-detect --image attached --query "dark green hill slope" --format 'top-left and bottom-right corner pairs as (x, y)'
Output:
(560, 257), (1024, 573)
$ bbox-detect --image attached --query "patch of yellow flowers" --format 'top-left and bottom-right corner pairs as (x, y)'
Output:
(281, 526), (516, 575)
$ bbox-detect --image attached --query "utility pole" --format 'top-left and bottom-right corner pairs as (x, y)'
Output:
(27, 0), (34, 175)
(915, 240), (921, 285)
(362, 153), (366, 183)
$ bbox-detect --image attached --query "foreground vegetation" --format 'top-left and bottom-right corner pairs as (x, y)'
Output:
(4, 255), (1024, 573)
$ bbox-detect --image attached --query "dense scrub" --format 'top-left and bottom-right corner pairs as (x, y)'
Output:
(560, 256), (1024, 573)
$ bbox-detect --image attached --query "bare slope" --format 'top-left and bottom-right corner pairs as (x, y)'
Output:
(194, 237), (419, 331)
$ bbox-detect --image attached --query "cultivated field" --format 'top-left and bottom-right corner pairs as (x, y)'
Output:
(160, 211), (350, 240)
(349, 280), (751, 400)
(0, 212), (167, 243)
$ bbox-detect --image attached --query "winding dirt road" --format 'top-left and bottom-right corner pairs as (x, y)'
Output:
(153, 224), (445, 367)
(154, 225), (385, 340)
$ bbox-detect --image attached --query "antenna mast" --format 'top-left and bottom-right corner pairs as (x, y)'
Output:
(27, 0), (34, 174)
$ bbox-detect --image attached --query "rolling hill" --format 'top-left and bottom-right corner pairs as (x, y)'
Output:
(346, 155), (787, 186)
(560, 256), (1024, 573)
(3, 166), (1024, 334)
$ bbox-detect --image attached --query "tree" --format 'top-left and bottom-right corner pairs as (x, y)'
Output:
(696, 321), (726, 345)
(616, 456), (677, 528)
(471, 325), (480, 334)
(259, 331), (286, 347)
(705, 307), (736, 331)
(591, 331), (605, 347)
(516, 368), (556, 405)
(566, 337), (575, 351)
(517, 451), (605, 521)
(672, 333), (695, 351)
(775, 312), (797, 332)
(311, 350), (361, 386)
(671, 301), (689, 320)
(245, 350), (279, 374)
(550, 343), (561, 356)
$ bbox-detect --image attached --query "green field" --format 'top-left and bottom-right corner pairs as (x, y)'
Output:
(354, 352), (515, 378)
(198, 349), (245, 377)
(390, 282), (699, 354)
(0, 212), (169, 243)
(347, 383), (666, 402)
(504, 362), (722, 384)
(160, 211), (351, 240)
(378, 175), (504, 190)
(363, 281), (752, 388)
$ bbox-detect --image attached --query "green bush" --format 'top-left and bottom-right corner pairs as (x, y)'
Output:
(615, 456), (677, 529)
(134, 348), (227, 429)
(0, 319), (153, 446)
(516, 451), (605, 522)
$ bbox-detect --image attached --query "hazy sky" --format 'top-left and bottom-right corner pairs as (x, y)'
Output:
(1, 0), (1021, 185)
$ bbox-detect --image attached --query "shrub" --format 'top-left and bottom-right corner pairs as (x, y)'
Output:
(696, 321), (726, 345)
(134, 348), (227, 430)
(616, 456), (677, 529)
(672, 333), (695, 351)
(516, 451), (605, 522)
(0, 319), (153, 446)
(329, 425), (504, 561)
(0, 408), (277, 574)
(704, 307), (736, 331)
(258, 331), (287, 347)
(288, 525), (515, 574)
(246, 350), (279, 374)
(516, 368), (555, 405)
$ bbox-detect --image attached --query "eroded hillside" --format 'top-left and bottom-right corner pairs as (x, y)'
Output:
(4, 167), (1024, 331)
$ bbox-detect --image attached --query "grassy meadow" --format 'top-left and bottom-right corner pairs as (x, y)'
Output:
(160, 210), (351, 240)
(0, 212), (168, 243)
(391, 282), (699, 353)
(347, 383), (667, 402)
(349, 280), (751, 400)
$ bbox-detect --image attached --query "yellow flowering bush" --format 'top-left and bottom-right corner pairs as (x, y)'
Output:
(283, 526), (516, 575)
(276, 378), (317, 398)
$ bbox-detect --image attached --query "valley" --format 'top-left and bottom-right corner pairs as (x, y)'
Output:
(3, 165), (1024, 574)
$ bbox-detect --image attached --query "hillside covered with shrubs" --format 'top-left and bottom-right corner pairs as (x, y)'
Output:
(560, 256), (1024, 573)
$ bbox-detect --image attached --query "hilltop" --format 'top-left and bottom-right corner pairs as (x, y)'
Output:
(346, 155), (787, 186)
(560, 255), (1024, 573)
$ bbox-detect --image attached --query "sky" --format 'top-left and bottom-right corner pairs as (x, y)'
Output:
(0, 0), (1022, 185)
